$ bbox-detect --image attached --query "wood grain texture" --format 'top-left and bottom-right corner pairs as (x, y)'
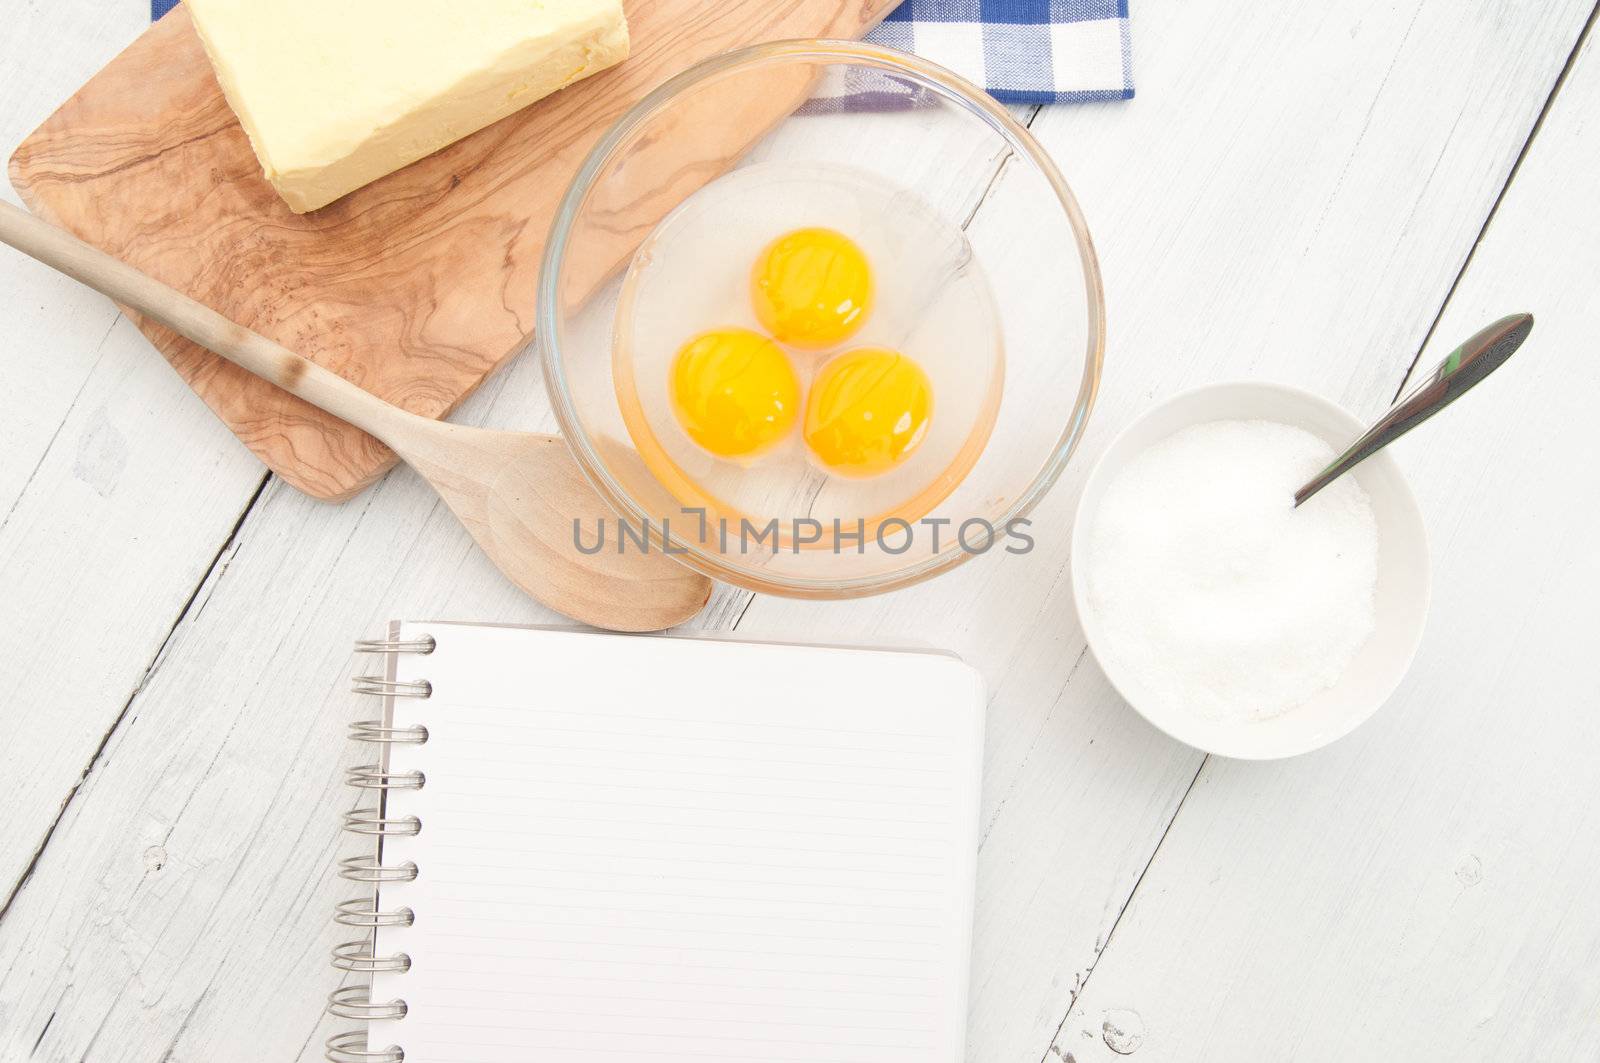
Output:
(0, 199), (712, 631)
(1055, 21), (1600, 1059)
(725, 1), (1600, 1058)
(0, 0), (274, 947)
(0, 32), (1028, 1060)
(7, 0), (899, 501)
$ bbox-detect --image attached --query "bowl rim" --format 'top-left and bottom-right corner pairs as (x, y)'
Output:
(1068, 380), (1433, 760)
(538, 38), (1106, 598)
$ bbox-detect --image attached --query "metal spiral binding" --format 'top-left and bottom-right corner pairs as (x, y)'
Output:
(354, 635), (436, 655)
(338, 855), (418, 883)
(326, 1030), (403, 1063)
(342, 809), (422, 837)
(327, 633), (432, 1063)
(332, 940), (413, 972)
(335, 897), (417, 928)
(351, 677), (433, 698)
(346, 765), (425, 790)
(349, 721), (429, 745)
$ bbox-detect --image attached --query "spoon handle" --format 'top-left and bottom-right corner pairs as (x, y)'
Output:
(1294, 313), (1534, 506)
(0, 200), (411, 443)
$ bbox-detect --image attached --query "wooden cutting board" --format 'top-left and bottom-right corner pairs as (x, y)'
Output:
(9, 2), (898, 500)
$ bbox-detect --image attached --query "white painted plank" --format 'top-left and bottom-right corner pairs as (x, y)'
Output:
(729, 2), (1598, 1061)
(0, 2), (1592, 1062)
(732, 4), (1593, 1056)
(0, 2), (1032, 921)
(0, 102), (1033, 1062)
(1, 0), (144, 506)
(1056, 21), (1600, 1063)
(0, 0), (272, 901)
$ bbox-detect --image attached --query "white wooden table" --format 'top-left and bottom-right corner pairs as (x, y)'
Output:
(4, 2), (1599, 1060)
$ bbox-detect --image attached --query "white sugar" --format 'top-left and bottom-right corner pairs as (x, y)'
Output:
(1085, 419), (1379, 723)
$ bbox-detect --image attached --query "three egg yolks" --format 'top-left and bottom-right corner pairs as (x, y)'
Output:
(667, 228), (932, 475)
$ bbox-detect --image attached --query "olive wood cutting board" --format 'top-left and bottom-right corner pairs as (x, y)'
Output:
(9, 2), (898, 500)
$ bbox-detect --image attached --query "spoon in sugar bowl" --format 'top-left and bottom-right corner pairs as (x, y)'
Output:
(1295, 313), (1534, 506)
(0, 201), (712, 632)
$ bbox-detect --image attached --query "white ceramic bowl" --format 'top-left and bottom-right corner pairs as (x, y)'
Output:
(1070, 382), (1431, 759)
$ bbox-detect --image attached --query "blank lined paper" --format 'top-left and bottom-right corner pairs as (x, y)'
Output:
(366, 624), (984, 1063)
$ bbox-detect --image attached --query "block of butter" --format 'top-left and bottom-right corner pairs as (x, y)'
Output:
(185, 0), (630, 213)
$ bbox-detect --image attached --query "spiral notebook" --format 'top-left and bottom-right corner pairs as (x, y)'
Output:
(328, 622), (986, 1063)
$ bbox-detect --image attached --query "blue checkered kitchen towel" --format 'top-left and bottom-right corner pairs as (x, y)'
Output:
(869, 0), (1132, 104)
(151, 0), (1131, 106)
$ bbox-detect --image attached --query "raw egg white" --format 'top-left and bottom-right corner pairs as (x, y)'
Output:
(614, 162), (1003, 532)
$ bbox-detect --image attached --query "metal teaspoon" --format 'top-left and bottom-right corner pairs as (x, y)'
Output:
(1295, 313), (1534, 506)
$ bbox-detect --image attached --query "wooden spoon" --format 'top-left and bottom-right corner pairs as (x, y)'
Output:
(0, 201), (711, 631)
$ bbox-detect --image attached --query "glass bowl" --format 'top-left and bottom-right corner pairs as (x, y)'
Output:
(540, 39), (1104, 598)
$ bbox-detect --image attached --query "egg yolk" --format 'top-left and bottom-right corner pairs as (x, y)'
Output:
(669, 327), (800, 459)
(804, 347), (933, 477)
(750, 227), (873, 349)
